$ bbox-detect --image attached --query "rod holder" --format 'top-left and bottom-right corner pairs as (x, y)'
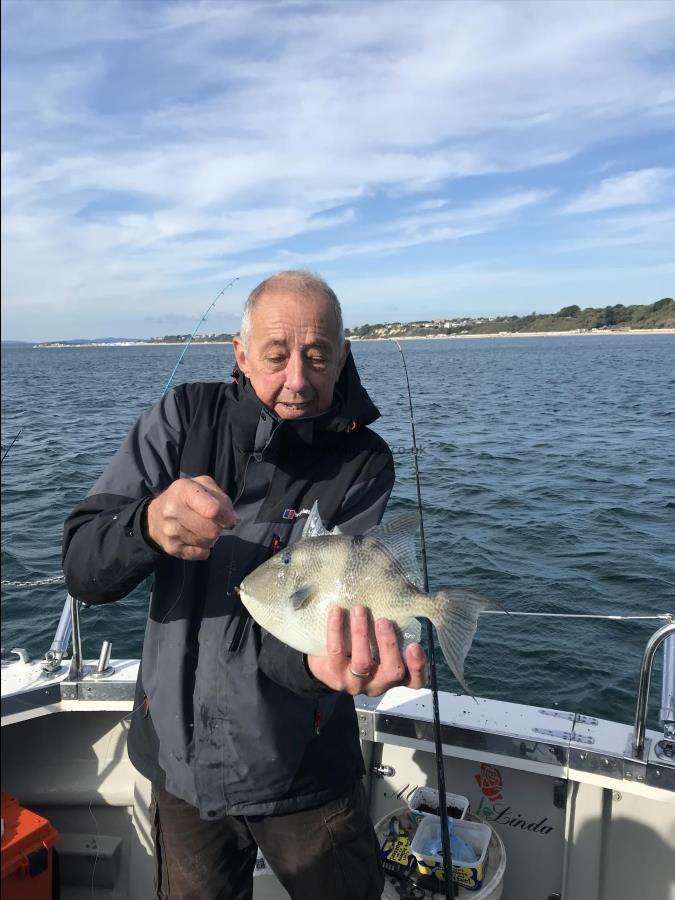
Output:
(91, 640), (114, 679)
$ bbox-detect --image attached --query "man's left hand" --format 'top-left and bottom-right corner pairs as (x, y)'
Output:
(307, 606), (427, 697)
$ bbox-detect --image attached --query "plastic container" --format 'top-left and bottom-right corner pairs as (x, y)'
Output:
(376, 808), (506, 900)
(1, 794), (59, 900)
(410, 815), (491, 892)
(408, 786), (469, 826)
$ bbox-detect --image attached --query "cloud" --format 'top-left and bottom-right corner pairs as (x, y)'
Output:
(2, 0), (675, 339)
(562, 168), (675, 214)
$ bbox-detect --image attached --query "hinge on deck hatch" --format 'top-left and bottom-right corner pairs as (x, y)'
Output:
(553, 779), (567, 809)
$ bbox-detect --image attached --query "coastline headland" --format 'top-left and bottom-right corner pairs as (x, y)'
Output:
(25, 296), (675, 348)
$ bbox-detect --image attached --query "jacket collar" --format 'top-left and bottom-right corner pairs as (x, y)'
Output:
(229, 351), (381, 449)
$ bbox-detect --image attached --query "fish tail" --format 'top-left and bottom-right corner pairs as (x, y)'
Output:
(427, 589), (496, 694)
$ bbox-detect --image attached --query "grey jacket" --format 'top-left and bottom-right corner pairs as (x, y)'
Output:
(63, 355), (394, 818)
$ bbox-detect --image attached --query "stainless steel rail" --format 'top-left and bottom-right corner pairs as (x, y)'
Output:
(67, 593), (86, 680)
(41, 593), (73, 673)
(632, 621), (675, 760)
(42, 593), (93, 679)
(660, 632), (675, 736)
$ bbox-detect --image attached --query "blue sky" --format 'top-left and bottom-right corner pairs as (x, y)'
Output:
(2, 0), (674, 341)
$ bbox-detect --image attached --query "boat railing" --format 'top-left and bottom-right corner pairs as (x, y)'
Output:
(41, 593), (74, 674)
(39, 592), (675, 761)
(632, 621), (675, 761)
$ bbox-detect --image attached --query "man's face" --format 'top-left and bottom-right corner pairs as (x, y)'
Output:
(233, 290), (349, 419)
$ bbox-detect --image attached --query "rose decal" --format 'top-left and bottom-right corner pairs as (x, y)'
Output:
(474, 763), (503, 801)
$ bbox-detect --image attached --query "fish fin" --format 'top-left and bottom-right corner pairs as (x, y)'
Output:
(289, 585), (313, 610)
(302, 501), (342, 538)
(428, 589), (496, 694)
(366, 512), (424, 588)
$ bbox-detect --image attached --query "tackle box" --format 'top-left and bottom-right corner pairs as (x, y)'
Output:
(410, 814), (491, 892)
(1, 794), (59, 900)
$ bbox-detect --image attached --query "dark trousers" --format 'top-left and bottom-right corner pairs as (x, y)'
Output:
(151, 781), (385, 900)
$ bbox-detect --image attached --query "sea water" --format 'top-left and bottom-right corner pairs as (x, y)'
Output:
(1, 335), (674, 726)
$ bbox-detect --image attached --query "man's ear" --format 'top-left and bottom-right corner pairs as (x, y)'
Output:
(232, 336), (249, 376)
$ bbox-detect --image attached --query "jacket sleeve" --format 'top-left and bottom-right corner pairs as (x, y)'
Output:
(258, 438), (395, 697)
(62, 388), (188, 604)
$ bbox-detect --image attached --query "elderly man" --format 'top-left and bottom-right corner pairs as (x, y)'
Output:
(63, 271), (426, 900)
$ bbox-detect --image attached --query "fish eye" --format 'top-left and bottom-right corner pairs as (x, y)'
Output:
(281, 550), (292, 565)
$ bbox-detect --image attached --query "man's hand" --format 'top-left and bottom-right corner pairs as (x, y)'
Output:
(143, 475), (239, 560)
(307, 606), (427, 697)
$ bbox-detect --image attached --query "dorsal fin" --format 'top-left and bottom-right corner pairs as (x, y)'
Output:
(366, 512), (424, 588)
(302, 501), (343, 538)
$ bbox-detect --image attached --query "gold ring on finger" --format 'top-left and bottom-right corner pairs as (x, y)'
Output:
(349, 667), (371, 679)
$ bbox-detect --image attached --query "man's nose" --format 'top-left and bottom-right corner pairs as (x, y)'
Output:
(284, 353), (310, 393)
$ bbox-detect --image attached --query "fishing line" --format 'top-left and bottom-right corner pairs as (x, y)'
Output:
(161, 276), (239, 397)
(1, 427), (22, 463)
(483, 612), (673, 621)
(393, 339), (455, 900)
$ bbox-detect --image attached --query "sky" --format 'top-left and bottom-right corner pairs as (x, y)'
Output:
(2, 0), (674, 342)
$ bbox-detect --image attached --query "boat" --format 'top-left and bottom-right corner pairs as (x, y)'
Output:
(2, 591), (673, 899)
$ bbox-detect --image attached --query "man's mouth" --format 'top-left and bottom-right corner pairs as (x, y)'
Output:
(278, 401), (311, 410)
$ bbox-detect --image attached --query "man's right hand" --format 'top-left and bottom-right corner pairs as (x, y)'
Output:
(143, 475), (239, 560)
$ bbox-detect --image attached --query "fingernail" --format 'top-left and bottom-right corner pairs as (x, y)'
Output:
(410, 644), (424, 659)
(352, 606), (366, 618)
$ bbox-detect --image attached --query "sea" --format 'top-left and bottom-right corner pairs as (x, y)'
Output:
(1, 335), (674, 728)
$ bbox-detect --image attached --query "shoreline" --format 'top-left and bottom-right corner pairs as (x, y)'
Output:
(28, 327), (675, 348)
(352, 328), (675, 341)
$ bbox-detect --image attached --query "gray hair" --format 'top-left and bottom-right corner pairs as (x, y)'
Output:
(239, 270), (344, 351)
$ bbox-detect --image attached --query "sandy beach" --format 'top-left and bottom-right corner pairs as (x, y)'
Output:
(33, 328), (674, 348)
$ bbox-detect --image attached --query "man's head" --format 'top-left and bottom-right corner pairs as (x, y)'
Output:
(233, 271), (350, 420)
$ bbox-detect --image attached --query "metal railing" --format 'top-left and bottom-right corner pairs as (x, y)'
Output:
(632, 622), (675, 760)
(41, 593), (85, 678)
(41, 593), (114, 681)
(41, 592), (675, 760)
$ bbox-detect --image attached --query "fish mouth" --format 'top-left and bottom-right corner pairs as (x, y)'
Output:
(233, 585), (240, 595)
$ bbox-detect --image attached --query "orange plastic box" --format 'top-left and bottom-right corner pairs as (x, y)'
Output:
(1, 794), (59, 900)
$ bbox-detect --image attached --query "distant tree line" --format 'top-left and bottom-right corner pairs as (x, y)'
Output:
(345, 298), (675, 339)
(149, 333), (235, 343)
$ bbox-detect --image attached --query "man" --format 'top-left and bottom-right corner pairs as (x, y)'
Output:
(63, 271), (426, 900)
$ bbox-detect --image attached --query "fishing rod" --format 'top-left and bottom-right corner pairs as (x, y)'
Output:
(161, 277), (239, 397)
(1, 428), (23, 464)
(393, 340), (456, 900)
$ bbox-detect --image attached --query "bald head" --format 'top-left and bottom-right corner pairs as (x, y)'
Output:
(240, 271), (344, 351)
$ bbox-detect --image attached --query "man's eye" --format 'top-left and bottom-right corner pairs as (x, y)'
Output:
(266, 356), (286, 365)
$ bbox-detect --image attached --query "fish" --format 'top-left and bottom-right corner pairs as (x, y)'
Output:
(237, 503), (495, 691)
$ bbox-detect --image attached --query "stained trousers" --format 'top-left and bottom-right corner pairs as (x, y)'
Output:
(151, 780), (385, 900)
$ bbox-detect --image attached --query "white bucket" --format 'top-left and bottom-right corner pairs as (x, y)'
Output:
(376, 808), (506, 900)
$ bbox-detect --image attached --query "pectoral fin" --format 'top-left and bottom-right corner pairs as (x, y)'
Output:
(290, 585), (313, 610)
